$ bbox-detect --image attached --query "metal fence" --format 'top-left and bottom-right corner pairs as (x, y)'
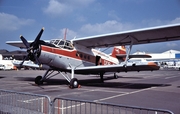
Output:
(0, 89), (51, 114)
(0, 89), (174, 114)
(52, 97), (174, 114)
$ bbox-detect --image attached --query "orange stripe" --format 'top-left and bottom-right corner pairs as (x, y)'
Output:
(41, 45), (96, 63)
(41, 45), (117, 65)
(148, 62), (159, 70)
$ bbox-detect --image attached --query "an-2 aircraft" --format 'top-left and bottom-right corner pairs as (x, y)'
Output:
(6, 23), (180, 88)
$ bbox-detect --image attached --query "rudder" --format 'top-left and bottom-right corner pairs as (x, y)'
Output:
(111, 46), (126, 58)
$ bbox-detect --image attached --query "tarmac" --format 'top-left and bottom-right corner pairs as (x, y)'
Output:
(0, 69), (180, 113)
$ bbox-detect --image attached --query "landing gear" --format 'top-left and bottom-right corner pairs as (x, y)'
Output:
(35, 76), (43, 85)
(34, 69), (80, 89)
(69, 78), (79, 89)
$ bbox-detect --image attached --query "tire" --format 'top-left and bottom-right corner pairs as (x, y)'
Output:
(35, 76), (43, 85)
(70, 78), (79, 88)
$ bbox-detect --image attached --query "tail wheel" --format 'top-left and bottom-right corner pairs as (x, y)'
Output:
(114, 73), (118, 79)
(35, 76), (43, 85)
(70, 78), (79, 89)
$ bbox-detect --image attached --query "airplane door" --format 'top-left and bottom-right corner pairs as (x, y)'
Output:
(96, 55), (102, 66)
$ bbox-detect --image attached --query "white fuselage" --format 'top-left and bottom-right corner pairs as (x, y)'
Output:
(38, 44), (119, 70)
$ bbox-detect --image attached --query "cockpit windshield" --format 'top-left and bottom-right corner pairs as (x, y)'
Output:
(50, 39), (74, 50)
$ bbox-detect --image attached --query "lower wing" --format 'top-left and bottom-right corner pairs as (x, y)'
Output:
(72, 61), (159, 75)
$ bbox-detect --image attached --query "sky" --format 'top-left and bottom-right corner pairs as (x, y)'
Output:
(1, 0), (180, 53)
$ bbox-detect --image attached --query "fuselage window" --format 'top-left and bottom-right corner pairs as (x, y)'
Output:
(77, 53), (91, 61)
(88, 56), (90, 60)
(84, 55), (86, 59)
(80, 53), (83, 58)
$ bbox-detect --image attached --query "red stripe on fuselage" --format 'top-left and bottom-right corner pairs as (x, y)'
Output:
(41, 45), (95, 64)
(41, 45), (117, 65)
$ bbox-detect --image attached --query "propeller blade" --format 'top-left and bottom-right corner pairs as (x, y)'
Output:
(19, 54), (29, 67)
(20, 35), (30, 48)
(32, 53), (40, 66)
(33, 27), (44, 47)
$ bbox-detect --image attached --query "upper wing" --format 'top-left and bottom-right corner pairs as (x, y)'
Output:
(72, 23), (180, 48)
(72, 62), (159, 74)
(6, 41), (34, 49)
(6, 40), (50, 49)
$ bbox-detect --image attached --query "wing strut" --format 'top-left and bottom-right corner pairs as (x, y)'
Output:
(124, 36), (136, 66)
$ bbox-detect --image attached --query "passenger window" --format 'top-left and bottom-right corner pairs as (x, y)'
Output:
(80, 53), (83, 58)
(88, 56), (90, 60)
(84, 55), (86, 59)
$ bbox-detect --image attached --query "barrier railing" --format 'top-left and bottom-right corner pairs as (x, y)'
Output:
(52, 97), (174, 114)
(0, 89), (51, 114)
(0, 89), (174, 114)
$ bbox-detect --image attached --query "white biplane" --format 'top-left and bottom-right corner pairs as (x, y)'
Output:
(6, 23), (180, 88)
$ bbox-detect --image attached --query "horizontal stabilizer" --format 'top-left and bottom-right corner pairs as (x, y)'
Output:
(116, 54), (152, 59)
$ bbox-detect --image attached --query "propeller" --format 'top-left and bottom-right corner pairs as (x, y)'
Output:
(19, 28), (44, 67)
(20, 35), (30, 48)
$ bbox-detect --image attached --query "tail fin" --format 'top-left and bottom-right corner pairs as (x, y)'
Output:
(111, 46), (126, 58)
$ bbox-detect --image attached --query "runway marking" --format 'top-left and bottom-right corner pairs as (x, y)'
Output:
(80, 88), (127, 94)
(0, 82), (28, 86)
(143, 74), (162, 78)
(56, 88), (128, 98)
(56, 88), (102, 97)
(165, 76), (179, 79)
(53, 87), (157, 110)
(93, 87), (157, 102)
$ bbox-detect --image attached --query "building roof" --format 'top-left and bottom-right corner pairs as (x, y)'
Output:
(162, 50), (180, 54)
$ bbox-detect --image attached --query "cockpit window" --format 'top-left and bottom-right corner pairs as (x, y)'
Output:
(58, 40), (65, 46)
(50, 39), (74, 50)
(64, 41), (74, 50)
(54, 40), (60, 45)
(50, 40), (55, 44)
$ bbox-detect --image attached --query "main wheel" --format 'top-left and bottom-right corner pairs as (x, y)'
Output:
(70, 78), (79, 89)
(35, 76), (43, 85)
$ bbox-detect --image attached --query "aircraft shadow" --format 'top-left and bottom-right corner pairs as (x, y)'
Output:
(16, 76), (170, 89)
(90, 75), (144, 79)
(16, 77), (69, 85)
(79, 76), (171, 89)
(0, 77), (4, 79)
(82, 82), (170, 89)
(15, 75), (130, 85)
